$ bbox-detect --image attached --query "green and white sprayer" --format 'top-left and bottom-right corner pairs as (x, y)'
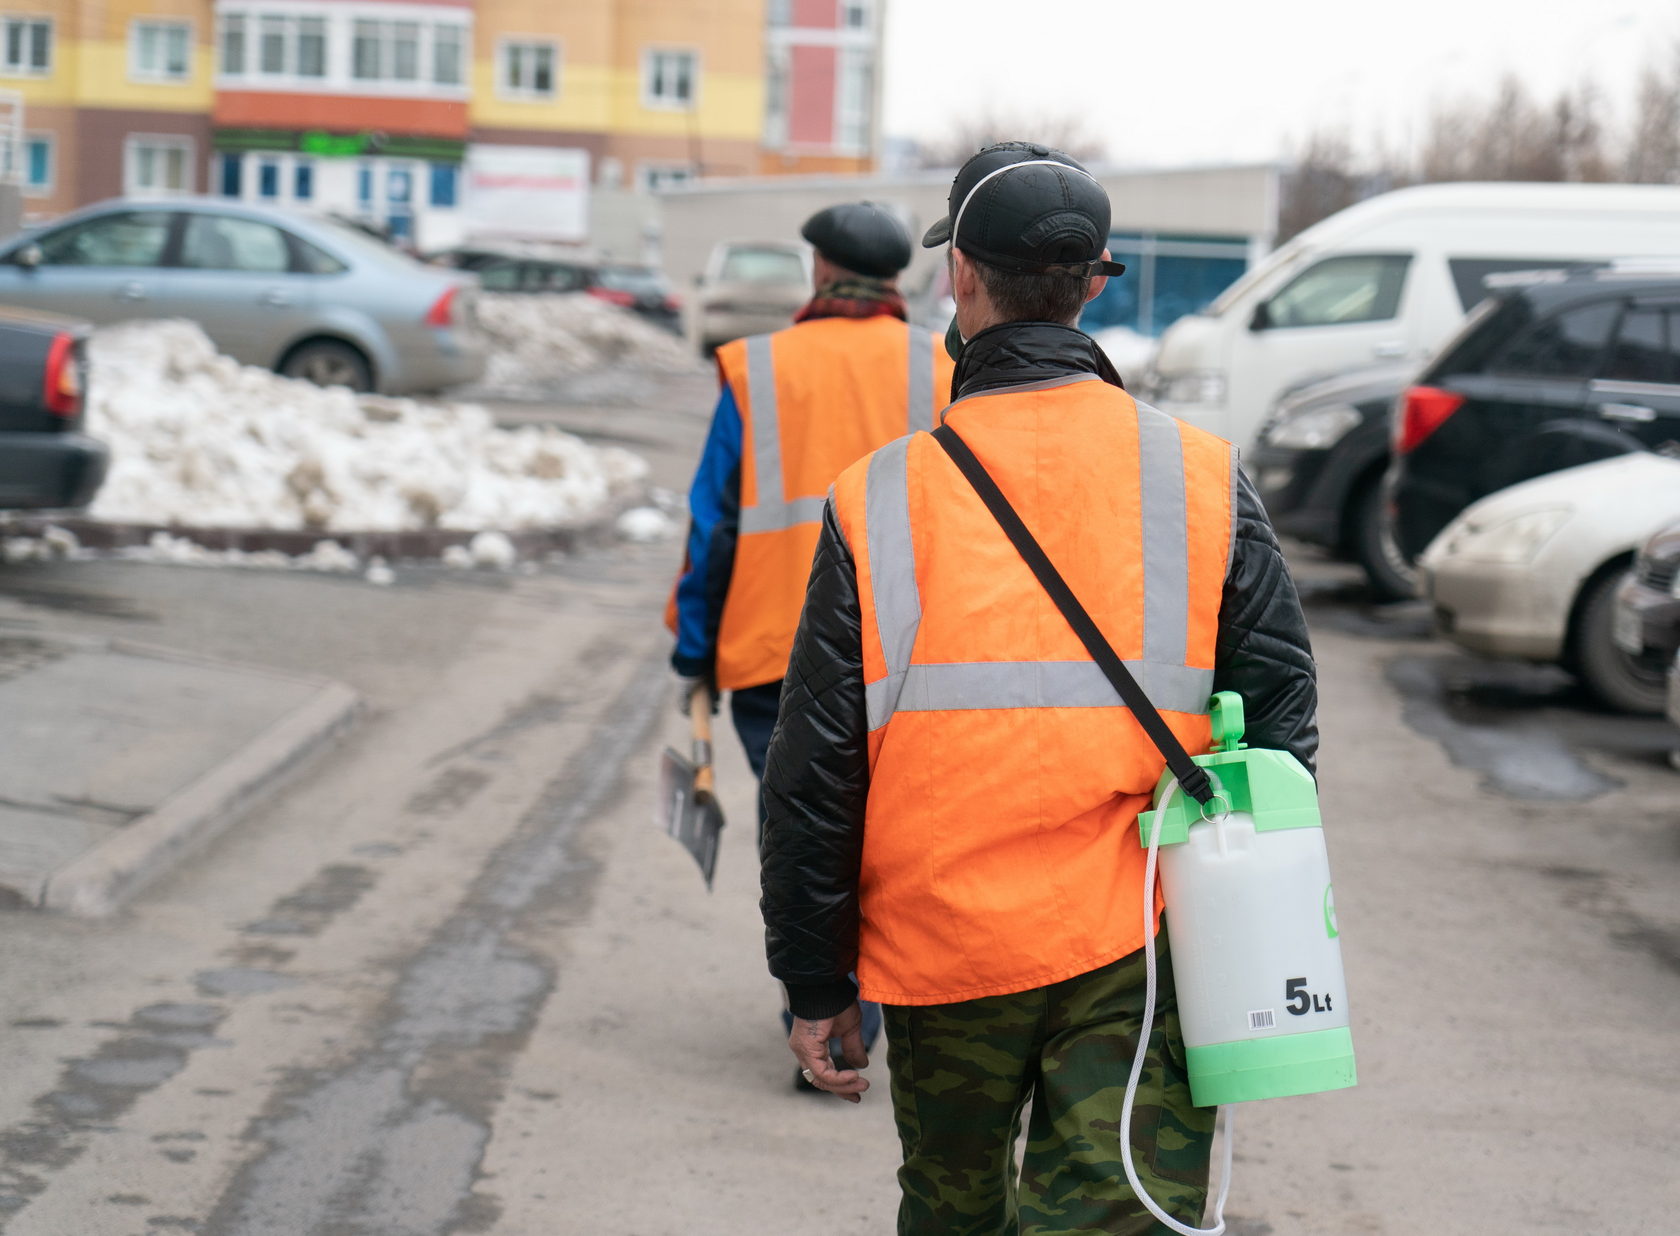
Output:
(1120, 690), (1356, 1236)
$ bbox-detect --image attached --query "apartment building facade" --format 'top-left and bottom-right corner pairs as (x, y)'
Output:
(0, 0), (885, 248)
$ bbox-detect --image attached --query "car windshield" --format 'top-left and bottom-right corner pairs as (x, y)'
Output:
(597, 267), (667, 294)
(719, 248), (804, 284)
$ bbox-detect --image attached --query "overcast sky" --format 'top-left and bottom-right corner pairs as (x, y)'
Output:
(881, 0), (1680, 168)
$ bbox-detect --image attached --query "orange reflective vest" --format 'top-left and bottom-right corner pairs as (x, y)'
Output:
(705, 315), (953, 691)
(830, 375), (1237, 1006)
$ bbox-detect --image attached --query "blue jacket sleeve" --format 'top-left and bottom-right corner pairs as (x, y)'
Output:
(671, 383), (743, 678)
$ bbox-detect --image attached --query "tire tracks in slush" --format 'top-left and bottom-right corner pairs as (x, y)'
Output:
(198, 645), (669, 1236)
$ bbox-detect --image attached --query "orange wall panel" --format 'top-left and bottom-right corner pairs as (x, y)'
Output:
(213, 92), (469, 138)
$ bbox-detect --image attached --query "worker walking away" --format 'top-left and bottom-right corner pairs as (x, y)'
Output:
(759, 143), (1318, 1232)
(667, 201), (954, 1086)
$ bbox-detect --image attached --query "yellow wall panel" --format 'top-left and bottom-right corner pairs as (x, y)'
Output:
(610, 70), (761, 141)
(71, 42), (214, 110)
(468, 59), (615, 131)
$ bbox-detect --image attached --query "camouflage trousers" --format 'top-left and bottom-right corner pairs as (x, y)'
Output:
(882, 933), (1214, 1235)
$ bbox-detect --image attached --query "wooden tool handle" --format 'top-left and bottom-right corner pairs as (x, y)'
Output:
(689, 683), (716, 794)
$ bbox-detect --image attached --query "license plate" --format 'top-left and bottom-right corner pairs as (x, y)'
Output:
(1612, 605), (1644, 654)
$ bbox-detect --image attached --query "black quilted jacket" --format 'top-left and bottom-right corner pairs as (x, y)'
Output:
(759, 322), (1320, 1019)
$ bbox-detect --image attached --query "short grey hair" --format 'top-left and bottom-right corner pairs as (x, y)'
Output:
(968, 254), (1092, 324)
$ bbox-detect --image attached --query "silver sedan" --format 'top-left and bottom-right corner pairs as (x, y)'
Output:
(0, 198), (486, 394)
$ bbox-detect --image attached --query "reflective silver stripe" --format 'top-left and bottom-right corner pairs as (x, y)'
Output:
(745, 334), (783, 512)
(907, 326), (935, 433)
(942, 372), (1100, 420)
(738, 495), (829, 533)
(865, 438), (920, 721)
(866, 661), (1213, 731)
(1137, 404), (1188, 670)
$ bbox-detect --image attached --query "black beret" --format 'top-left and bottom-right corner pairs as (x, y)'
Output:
(800, 202), (912, 278)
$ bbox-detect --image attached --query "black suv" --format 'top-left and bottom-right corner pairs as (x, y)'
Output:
(1390, 265), (1680, 562)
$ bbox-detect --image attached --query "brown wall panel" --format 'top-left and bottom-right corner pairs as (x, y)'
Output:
(75, 109), (215, 203)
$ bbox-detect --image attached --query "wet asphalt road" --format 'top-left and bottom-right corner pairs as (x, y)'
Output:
(1, 378), (1677, 1232)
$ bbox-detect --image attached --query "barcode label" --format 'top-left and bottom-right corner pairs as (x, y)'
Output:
(1248, 1009), (1276, 1030)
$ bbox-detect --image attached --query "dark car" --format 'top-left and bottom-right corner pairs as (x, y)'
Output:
(1390, 264), (1680, 563)
(0, 306), (106, 511)
(433, 249), (681, 333)
(1614, 518), (1680, 666)
(1249, 363), (1413, 598)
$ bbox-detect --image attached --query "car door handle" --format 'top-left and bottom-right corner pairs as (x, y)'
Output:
(1600, 402), (1656, 423)
(116, 281), (147, 302)
(1371, 341), (1407, 358)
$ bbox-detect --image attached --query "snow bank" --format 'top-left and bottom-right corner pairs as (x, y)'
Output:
(83, 321), (649, 534)
(474, 293), (700, 395)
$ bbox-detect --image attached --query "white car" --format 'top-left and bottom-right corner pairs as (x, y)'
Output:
(1419, 451), (1680, 714)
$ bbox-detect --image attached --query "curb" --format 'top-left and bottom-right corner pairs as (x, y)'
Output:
(2, 516), (610, 562)
(34, 652), (360, 917)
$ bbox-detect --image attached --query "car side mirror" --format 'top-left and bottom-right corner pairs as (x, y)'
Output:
(13, 244), (43, 269)
(1249, 300), (1272, 332)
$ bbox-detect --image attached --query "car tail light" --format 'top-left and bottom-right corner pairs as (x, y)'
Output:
(587, 286), (636, 308)
(1394, 385), (1465, 454)
(664, 294), (683, 312)
(44, 331), (83, 418)
(424, 286), (459, 327)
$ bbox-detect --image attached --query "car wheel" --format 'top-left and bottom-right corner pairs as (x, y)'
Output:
(281, 340), (373, 392)
(1571, 569), (1667, 715)
(1349, 480), (1417, 602)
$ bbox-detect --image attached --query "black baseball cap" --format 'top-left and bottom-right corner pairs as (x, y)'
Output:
(800, 201), (912, 278)
(922, 141), (1125, 278)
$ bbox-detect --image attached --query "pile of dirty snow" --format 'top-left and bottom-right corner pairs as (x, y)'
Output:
(474, 293), (700, 394)
(83, 321), (649, 533)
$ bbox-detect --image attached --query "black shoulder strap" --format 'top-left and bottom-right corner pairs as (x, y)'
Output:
(931, 422), (1215, 806)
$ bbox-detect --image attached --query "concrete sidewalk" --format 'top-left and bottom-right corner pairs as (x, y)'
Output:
(0, 633), (357, 915)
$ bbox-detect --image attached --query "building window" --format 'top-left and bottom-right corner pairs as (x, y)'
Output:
(499, 40), (556, 99)
(131, 20), (192, 82)
(125, 135), (194, 197)
(643, 49), (696, 109)
(296, 17), (325, 77)
(257, 157), (280, 199)
(352, 19), (383, 79)
(841, 0), (872, 29)
(218, 152), (242, 198)
(294, 159), (313, 201)
(1, 17), (52, 75)
(258, 14), (286, 73)
(357, 161), (373, 208)
(7, 132), (55, 196)
(390, 21), (419, 81)
(836, 48), (872, 152)
(433, 24), (463, 86)
(218, 13), (245, 75)
(428, 162), (458, 208)
(220, 13), (325, 79)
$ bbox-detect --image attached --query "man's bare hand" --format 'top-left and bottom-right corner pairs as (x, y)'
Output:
(789, 1003), (871, 1103)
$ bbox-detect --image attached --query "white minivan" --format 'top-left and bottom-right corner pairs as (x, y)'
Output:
(1141, 182), (1680, 449)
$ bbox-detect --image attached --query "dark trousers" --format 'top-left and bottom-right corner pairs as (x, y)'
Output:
(732, 681), (881, 1052)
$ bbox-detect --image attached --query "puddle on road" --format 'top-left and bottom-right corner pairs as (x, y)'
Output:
(1386, 655), (1622, 800)
(195, 968), (299, 998)
(0, 1002), (228, 1211)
